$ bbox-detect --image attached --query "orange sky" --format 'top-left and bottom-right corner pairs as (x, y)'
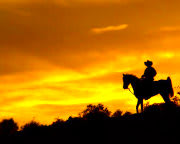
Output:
(0, 0), (180, 126)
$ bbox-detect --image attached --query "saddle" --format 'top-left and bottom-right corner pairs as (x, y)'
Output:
(140, 79), (157, 100)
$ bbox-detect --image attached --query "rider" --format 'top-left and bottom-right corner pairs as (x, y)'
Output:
(141, 60), (157, 99)
(141, 60), (157, 81)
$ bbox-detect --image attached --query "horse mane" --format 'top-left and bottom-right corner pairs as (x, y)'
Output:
(125, 74), (139, 80)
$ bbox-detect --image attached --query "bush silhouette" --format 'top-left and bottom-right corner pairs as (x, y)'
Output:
(0, 118), (18, 136)
(123, 111), (132, 117)
(80, 104), (111, 120)
(143, 102), (177, 114)
(21, 120), (41, 131)
(171, 95), (180, 105)
(20, 120), (44, 138)
(111, 110), (123, 118)
(51, 118), (65, 128)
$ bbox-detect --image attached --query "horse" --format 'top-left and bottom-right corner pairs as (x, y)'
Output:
(123, 74), (174, 113)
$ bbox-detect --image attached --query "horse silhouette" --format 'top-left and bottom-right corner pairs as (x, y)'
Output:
(123, 74), (174, 113)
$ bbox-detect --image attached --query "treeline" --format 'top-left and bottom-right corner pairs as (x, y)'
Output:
(0, 101), (180, 144)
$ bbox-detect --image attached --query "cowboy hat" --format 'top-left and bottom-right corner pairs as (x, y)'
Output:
(144, 60), (153, 66)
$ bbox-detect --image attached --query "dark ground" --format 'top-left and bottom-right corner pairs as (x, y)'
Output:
(0, 103), (180, 144)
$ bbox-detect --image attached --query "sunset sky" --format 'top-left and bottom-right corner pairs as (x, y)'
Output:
(1, 0), (180, 126)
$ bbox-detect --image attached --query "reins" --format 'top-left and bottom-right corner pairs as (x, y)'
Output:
(128, 87), (135, 96)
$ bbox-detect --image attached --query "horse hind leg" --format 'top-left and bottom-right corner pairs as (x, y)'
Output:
(161, 92), (171, 104)
(136, 100), (140, 113)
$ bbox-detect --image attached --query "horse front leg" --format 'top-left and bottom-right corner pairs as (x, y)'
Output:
(136, 99), (140, 113)
(141, 99), (143, 112)
(136, 99), (143, 113)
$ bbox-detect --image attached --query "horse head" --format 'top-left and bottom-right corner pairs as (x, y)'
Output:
(123, 74), (139, 89)
(123, 74), (131, 89)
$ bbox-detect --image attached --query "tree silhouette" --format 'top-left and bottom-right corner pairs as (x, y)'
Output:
(80, 104), (111, 120)
(0, 118), (19, 144)
(0, 118), (18, 136)
(21, 120), (40, 131)
(21, 120), (42, 137)
(51, 118), (65, 128)
(111, 110), (123, 118)
(123, 111), (132, 117)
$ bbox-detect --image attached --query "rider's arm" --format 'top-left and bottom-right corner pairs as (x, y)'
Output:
(142, 68), (148, 78)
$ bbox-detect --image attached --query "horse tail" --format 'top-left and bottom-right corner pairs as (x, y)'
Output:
(167, 77), (174, 97)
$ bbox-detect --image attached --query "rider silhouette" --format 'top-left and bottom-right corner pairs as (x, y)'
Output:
(141, 60), (157, 99)
(141, 60), (157, 81)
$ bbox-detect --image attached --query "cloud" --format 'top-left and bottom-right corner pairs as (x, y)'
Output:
(91, 24), (128, 34)
(160, 26), (180, 32)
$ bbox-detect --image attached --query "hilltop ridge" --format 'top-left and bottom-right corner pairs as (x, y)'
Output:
(0, 102), (179, 144)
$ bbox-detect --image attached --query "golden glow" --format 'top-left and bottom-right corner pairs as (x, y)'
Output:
(157, 52), (175, 59)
